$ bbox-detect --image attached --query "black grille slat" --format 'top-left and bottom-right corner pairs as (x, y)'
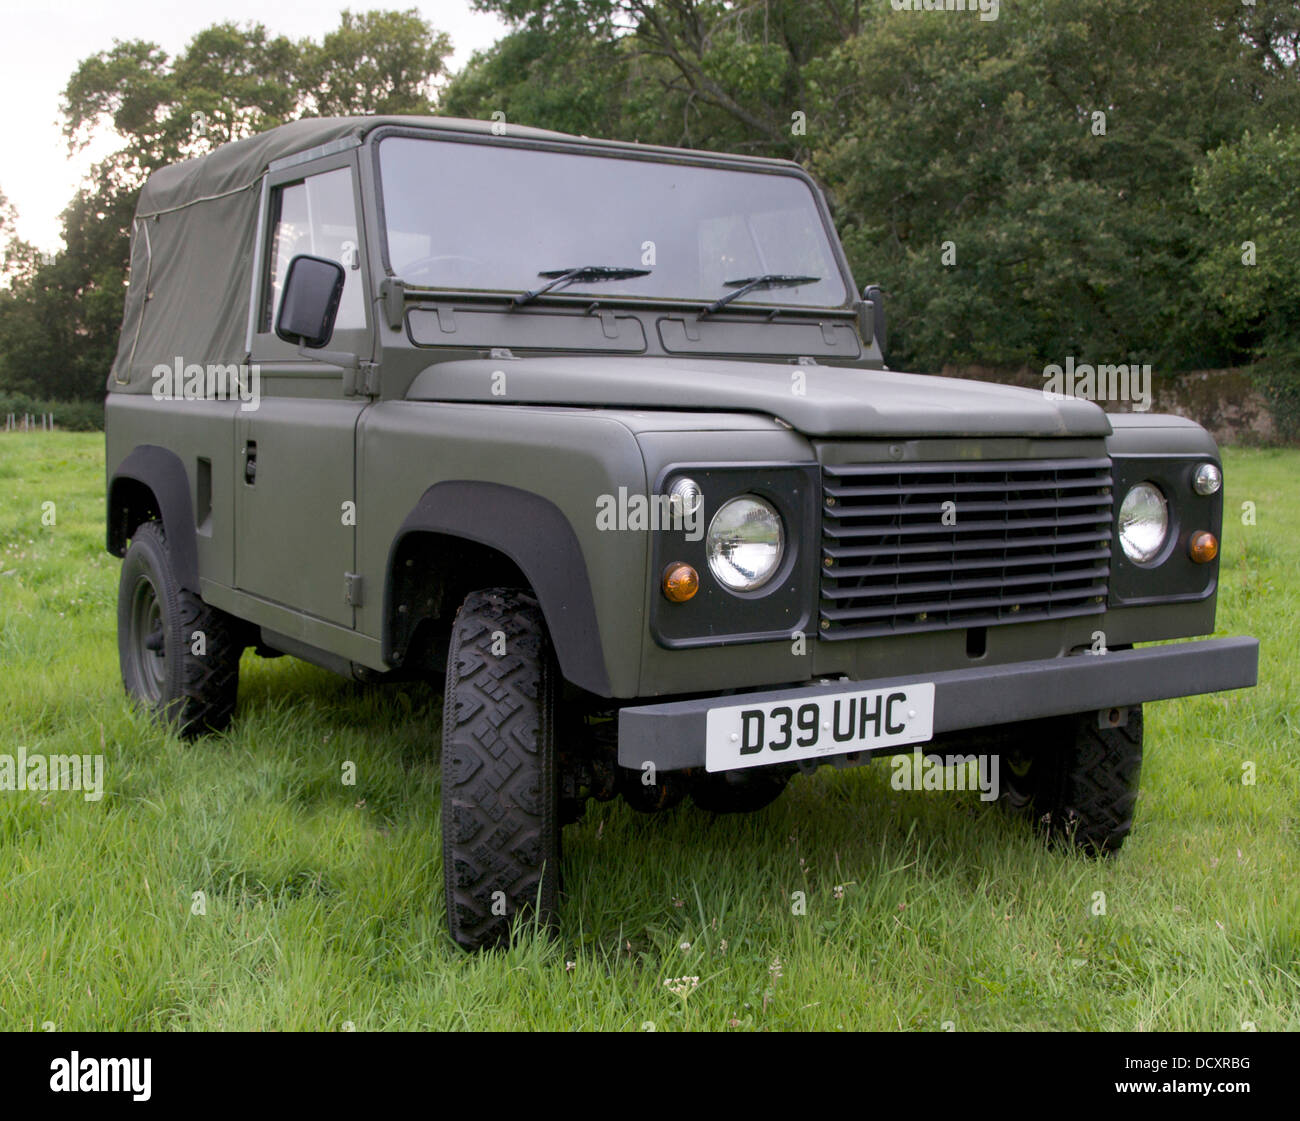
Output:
(824, 601), (1104, 642)
(819, 456), (1113, 639)
(825, 493), (1110, 517)
(824, 511), (1110, 540)
(825, 547), (1111, 581)
(824, 475), (1113, 500)
(820, 583), (1110, 622)
(824, 529), (1110, 560)
(820, 565), (1110, 600)
(823, 456), (1112, 477)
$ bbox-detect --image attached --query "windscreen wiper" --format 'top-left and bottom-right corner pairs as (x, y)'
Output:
(513, 265), (652, 307)
(699, 273), (821, 318)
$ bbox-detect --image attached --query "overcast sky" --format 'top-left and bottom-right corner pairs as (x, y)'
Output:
(0, 0), (507, 252)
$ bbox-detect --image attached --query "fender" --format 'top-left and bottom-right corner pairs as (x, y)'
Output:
(107, 445), (200, 592)
(385, 480), (611, 696)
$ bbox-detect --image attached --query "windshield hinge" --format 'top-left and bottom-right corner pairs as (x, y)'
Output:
(345, 361), (380, 398)
(379, 277), (406, 330)
(361, 361), (380, 396)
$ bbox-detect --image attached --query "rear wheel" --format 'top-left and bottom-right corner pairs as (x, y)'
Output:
(441, 588), (560, 950)
(998, 708), (1144, 854)
(117, 521), (243, 737)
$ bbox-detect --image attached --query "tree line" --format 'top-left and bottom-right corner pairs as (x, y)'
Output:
(1, 1), (1296, 436)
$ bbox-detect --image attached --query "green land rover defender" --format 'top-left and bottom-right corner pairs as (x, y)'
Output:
(105, 115), (1258, 949)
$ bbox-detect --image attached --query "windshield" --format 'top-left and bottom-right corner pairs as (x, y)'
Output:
(377, 136), (847, 308)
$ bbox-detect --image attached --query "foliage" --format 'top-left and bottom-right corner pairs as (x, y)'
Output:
(0, 393), (103, 431)
(1193, 127), (1300, 441)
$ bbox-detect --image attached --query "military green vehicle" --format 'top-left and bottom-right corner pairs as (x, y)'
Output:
(106, 115), (1258, 950)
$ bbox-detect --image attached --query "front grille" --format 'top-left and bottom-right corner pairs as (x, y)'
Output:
(819, 457), (1113, 640)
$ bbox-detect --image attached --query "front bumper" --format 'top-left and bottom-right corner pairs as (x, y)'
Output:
(617, 636), (1259, 772)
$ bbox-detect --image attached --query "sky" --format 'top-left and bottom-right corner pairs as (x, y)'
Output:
(0, 0), (508, 252)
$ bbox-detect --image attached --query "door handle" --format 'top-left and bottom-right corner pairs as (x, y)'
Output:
(243, 440), (257, 485)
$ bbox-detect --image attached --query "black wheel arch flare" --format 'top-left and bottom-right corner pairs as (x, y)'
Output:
(107, 444), (200, 593)
(384, 480), (611, 696)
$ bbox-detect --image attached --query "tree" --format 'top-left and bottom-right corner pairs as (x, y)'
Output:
(1194, 127), (1300, 438)
(304, 9), (452, 116)
(810, 0), (1296, 371)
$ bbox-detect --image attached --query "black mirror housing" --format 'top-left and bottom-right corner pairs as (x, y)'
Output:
(861, 284), (887, 357)
(275, 254), (346, 349)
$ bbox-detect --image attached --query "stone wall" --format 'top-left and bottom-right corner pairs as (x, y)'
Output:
(940, 365), (1276, 445)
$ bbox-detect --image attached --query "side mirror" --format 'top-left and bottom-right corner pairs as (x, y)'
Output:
(861, 284), (887, 356)
(276, 254), (346, 349)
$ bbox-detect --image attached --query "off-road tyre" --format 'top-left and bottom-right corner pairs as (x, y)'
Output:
(117, 520), (243, 738)
(690, 767), (790, 815)
(998, 708), (1144, 854)
(442, 588), (560, 951)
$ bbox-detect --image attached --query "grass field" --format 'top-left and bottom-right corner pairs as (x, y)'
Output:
(0, 432), (1295, 1031)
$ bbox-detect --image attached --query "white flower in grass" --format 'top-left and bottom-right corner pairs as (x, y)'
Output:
(664, 976), (700, 999)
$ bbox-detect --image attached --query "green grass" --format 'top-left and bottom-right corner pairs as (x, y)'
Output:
(0, 433), (1295, 1031)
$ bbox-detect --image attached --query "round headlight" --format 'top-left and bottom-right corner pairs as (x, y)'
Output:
(1119, 483), (1169, 564)
(706, 496), (784, 591)
(1193, 462), (1222, 496)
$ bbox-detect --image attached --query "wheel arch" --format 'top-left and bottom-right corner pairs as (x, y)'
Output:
(384, 480), (611, 696)
(107, 445), (200, 593)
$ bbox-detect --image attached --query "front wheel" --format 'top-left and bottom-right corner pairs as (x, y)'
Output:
(997, 707), (1144, 854)
(441, 588), (560, 950)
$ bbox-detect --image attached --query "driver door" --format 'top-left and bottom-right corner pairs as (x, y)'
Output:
(235, 155), (372, 628)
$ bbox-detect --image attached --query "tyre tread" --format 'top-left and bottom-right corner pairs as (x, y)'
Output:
(442, 588), (558, 950)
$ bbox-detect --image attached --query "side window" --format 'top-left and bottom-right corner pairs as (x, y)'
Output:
(261, 166), (365, 335)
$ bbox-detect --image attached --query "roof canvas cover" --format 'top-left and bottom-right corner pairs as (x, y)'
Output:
(109, 118), (376, 391)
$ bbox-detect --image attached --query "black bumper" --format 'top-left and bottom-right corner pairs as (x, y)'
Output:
(617, 636), (1259, 771)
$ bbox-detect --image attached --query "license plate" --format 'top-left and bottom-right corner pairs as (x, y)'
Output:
(704, 682), (936, 772)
